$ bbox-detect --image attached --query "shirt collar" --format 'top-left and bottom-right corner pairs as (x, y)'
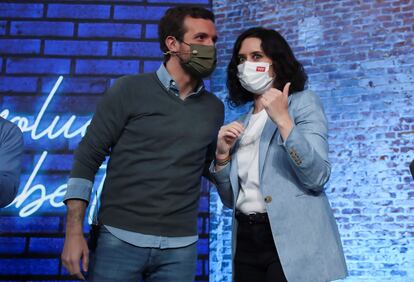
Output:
(156, 64), (205, 97)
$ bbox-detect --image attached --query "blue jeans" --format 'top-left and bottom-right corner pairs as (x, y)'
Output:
(88, 227), (197, 282)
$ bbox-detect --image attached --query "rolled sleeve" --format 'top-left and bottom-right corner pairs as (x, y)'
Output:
(209, 161), (231, 184)
(63, 178), (93, 203)
(209, 161), (233, 208)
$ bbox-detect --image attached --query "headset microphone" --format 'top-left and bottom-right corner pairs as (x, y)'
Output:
(163, 50), (198, 55)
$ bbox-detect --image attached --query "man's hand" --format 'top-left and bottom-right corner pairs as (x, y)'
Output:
(61, 233), (89, 280)
(61, 200), (88, 280)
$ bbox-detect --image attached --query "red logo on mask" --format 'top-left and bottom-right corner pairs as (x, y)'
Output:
(256, 66), (266, 72)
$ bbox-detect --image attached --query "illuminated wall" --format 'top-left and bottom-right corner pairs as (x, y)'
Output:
(0, 1), (211, 280)
(210, 0), (414, 281)
(1, 0), (414, 281)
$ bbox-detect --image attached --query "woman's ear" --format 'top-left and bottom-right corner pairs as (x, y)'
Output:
(269, 63), (276, 78)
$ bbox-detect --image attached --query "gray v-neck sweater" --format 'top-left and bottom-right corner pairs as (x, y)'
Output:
(71, 73), (224, 236)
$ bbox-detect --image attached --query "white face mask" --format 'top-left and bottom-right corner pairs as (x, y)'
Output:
(237, 61), (274, 95)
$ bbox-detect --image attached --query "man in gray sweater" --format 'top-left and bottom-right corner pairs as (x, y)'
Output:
(61, 6), (224, 281)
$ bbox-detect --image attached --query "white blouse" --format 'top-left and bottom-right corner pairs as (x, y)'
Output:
(236, 109), (268, 214)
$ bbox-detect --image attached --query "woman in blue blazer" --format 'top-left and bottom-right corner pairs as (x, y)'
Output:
(211, 27), (348, 282)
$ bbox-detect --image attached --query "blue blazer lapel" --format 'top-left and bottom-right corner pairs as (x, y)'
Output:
(259, 118), (277, 181)
(258, 94), (294, 180)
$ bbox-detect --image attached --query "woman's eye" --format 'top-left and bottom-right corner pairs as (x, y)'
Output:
(238, 57), (246, 63)
(253, 54), (262, 60)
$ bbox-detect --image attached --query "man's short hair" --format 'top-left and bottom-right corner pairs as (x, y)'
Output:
(158, 6), (215, 58)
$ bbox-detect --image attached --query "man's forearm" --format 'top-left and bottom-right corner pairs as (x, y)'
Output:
(65, 200), (87, 235)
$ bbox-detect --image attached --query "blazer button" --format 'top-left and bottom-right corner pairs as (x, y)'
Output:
(264, 196), (272, 203)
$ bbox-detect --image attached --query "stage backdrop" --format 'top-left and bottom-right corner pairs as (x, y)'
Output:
(0, 0), (211, 281)
(209, 0), (414, 281)
(0, 0), (413, 281)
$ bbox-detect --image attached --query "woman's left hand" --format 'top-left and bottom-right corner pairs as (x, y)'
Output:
(260, 82), (290, 124)
(260, 82), (293, 140)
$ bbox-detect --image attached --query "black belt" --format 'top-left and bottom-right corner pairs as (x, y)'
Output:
(235, 211), (269, 224)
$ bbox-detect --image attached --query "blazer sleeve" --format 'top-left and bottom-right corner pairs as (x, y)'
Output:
(0, 122), (23, 207)
(209, 162), (234, 208)
(281, 91), (331, 192)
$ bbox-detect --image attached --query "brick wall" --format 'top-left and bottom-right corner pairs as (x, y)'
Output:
(1, 0), (413, 281)
(210, 0), (414, 281)
(0, 1), (211, 281)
